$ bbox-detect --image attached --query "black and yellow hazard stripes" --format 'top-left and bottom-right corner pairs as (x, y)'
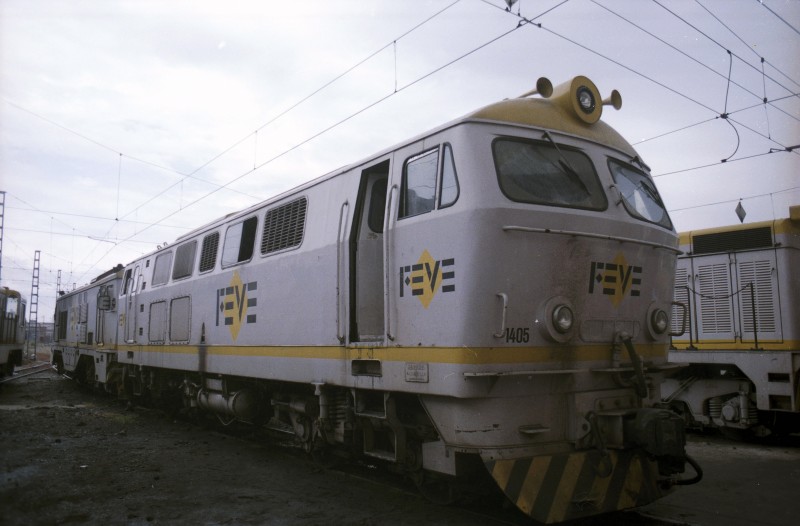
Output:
(484, 449), (665, 523)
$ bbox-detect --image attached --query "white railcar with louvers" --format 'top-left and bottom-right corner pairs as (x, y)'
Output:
(664, 208), (800, 438)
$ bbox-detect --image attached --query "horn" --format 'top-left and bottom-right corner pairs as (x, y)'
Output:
(518, 77), (553, 99)
(602, 90), (622, 110)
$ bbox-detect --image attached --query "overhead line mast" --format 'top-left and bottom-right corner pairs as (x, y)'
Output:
(29, 250), (40, 360)
(0, 191), (5, 283)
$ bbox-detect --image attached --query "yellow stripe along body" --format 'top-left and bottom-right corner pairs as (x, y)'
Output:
(485, 449), (664, 523)
(112, 342), (667, 364)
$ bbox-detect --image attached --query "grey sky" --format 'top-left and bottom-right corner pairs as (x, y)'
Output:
(1, 0), (798, 322)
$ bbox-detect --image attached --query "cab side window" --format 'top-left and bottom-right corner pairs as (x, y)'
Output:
(399, 143), (459, 219)
(439, 144), (459, 209)
(400, 149), (438, 219)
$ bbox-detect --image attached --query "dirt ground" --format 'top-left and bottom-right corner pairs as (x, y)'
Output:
(1, 365), (529, 526)
(4, 363), (765, 526)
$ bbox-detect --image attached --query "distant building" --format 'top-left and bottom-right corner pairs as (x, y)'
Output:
(26, 322), (54, 344)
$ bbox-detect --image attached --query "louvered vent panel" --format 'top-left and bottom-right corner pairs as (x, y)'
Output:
(697, 263), (732, 333)
(672, 267), (689, 333)
(738, 259), (776, 332)
(692, 226), (772, 255)
(261, 198), (307, 255)
(199, 232), (220, 272)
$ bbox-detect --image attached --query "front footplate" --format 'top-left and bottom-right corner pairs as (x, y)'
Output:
(483, 449), (668, 523)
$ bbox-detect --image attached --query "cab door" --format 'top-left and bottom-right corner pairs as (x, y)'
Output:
(349, 159), (390, 342)
(124, 265), (141, 343)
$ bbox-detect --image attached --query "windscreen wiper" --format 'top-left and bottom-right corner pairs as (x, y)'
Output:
(541, 131), (589, 193)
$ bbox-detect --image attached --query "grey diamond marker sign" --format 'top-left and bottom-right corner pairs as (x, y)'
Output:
(735, 201), (746, 223)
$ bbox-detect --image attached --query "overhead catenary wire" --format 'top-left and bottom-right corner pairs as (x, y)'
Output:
(668, 185), (799, 213)
(757, 0), (800, 38)
(73, 17), (530, 283)
(590, 0), (800, 125)
(653, 0), (800, 95)
(3, 1), (472, 289)
(633, 91), (798, 146)
(491, 2), (800, 167)
(653, 148), (797, 178)
(1, 98), (263, 203)
(6, 227), (163, 245)
(58, 0), (468, 256)
(5, 1), (798, 288)
(182, 0), (465, 181)
(700, 0), (800, 92)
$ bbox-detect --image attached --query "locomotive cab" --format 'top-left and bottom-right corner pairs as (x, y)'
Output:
(386, 76), (698, 521)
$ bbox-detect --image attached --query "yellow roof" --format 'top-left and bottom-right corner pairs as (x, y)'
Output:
(466, 97), (638, 156)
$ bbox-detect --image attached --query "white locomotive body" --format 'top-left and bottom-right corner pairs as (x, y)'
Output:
(52, 266), (122, 383)
(664, 207), (800, 437)
(53, 76), (698, 523)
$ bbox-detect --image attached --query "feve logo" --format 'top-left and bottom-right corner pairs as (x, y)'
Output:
(399, 249), (455, 308)
(216, 271), (258, 341)
(588, 252), (642, 308)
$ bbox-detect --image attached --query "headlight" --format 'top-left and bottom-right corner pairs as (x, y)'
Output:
(651, 309), (669, 335)
(552, 305), (574, 333)
(576, 86), (595, 114)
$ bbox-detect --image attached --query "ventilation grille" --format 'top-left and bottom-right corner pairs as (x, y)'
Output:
(199, 232), (219, 273)
(697, 263), (732, 334)
(739, 259), (776, 332)
(692, 226), (772, 255)
(261, 198), (307, 255)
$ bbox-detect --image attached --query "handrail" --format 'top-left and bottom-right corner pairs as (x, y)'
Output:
(383, 185), (398, 341)
(493, 293), (508, 338)
(502, 225), (682, 254)
(336, 200), (349, 343)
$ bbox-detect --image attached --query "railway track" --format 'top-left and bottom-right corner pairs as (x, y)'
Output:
(0, 362), (54, 384)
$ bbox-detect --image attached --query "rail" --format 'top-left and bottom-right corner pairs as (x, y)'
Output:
(0, 362), (54, 384)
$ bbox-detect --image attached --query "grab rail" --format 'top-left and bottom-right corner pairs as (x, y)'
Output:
(336, 200), (349, 342)
(383, 185), (398, 341)
(502, 225), (682, 254)
(494, 293), (508, 338)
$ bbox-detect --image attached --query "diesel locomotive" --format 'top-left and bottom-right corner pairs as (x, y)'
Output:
(664, 207), (800, 438)
(52, 76), (699, 523)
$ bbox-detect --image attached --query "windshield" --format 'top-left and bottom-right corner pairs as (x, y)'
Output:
(493, 138), (607, 210)
(608, 159), (672, 229)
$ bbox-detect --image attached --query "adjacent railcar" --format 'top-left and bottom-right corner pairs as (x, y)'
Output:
(0, 287), (26, 377)
(53, 76), (698, 523)
(51, 265), (124, 385)
(664, 207), (800, 437)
